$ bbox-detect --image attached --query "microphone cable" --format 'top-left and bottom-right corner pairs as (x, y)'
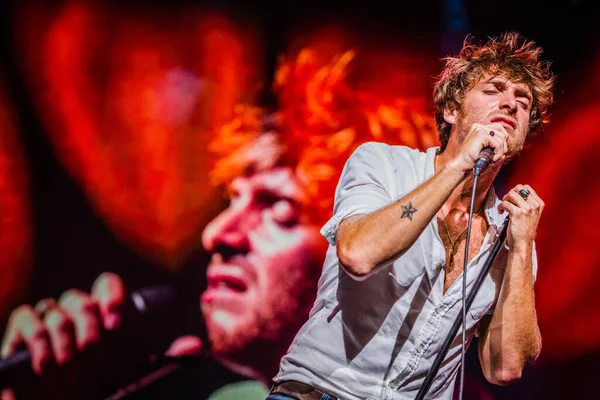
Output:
(458, 167), (483, 400)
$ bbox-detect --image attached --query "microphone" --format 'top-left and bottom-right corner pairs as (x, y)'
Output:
(473, 146), (494, 176)
(0, 286), (203, 389)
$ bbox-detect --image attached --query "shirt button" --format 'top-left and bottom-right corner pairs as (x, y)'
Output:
(417, 345), (423, 353)
(435, 307), (441, 314)
(436, 262), (443, 269)
(388, 382), (397, 389)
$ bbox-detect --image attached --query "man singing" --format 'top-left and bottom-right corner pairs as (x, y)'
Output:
(270, 32), (555, 400)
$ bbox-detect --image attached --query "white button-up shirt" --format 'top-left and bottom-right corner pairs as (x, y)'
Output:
(275, 142), (537, 400)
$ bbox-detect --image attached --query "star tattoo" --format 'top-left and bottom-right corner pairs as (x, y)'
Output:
(401, 201), (418, 221)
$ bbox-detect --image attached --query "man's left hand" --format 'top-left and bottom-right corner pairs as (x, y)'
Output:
(498, 184), (544, 251)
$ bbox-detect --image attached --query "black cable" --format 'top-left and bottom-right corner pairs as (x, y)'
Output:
(458, 173), (479, 400)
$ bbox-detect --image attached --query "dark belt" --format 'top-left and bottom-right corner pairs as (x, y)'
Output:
(271, 380), (338, 400)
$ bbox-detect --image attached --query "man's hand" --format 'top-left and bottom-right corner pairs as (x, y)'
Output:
(498, 184), (544, 251)
(0, 272), (126, 399)
(448, 123), (510, 173)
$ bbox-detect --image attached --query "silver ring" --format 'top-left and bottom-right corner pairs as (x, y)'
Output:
(518, 188), (531, 200)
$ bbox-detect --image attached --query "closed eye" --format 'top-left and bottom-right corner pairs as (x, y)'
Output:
(255, 190), (284, 207)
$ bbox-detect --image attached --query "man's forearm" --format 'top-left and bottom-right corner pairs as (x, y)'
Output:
(336, 163), (465, 279)
(480, 243), (541, 384)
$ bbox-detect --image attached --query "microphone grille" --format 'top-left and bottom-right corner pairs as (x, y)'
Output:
(131, 286), (177, 315)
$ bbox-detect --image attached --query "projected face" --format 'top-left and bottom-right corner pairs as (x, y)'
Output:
(201, 166), (326, 357)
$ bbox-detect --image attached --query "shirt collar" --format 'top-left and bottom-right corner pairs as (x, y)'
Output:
(483, 184), (509, 237)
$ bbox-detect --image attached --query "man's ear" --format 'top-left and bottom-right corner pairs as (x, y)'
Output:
(443, 106), (458, 126)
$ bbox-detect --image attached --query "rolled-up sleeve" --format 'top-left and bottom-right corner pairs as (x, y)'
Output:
(320, 142), (393, 246)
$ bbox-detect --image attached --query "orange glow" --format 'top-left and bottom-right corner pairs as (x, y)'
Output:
(15, 0), (263, 267)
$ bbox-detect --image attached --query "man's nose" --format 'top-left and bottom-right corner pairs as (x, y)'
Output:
(499, 93), (517, 113)
(202, 204), (252, 253)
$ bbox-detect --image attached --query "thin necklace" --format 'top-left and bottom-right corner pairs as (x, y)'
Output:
(439, 205), (485, 265)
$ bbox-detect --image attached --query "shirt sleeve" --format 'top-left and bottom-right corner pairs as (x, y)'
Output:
(320, 142), (393, 246)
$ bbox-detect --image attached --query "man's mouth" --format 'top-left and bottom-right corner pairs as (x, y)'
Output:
(201, 263), (255, 308)
(207, 273), (248, 293)
(490, 116), (517, 130)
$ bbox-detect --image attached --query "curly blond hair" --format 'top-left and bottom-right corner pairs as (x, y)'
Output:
(210, 49), (439, 224)
(433, 31), (555, 152)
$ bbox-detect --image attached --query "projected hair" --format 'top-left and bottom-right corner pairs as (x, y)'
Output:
(209, 49), (439, 224)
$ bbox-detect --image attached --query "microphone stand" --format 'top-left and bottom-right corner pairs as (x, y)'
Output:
(415, 216), (509, 400)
